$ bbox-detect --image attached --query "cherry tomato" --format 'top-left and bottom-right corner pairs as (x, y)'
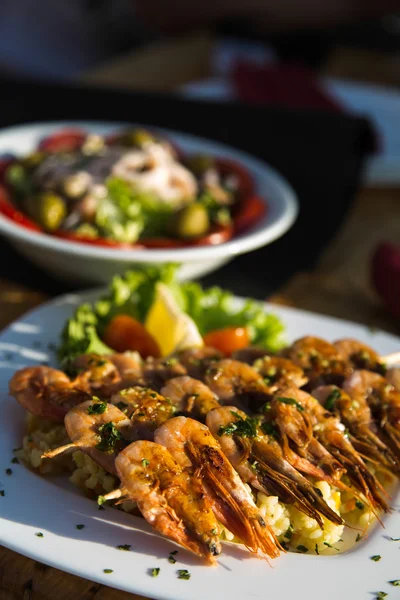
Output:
(214, 157), (254, 200)
(233, 195), (266, 235)
(102, 314), (161, 358)
(38, 129), (86, 153)
(0, 185), (41, 231)
(203, 327), (250, 357)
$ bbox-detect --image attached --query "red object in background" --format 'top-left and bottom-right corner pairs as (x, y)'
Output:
(0, 185), (41, 232)
(231, 61), (344, 112)
(371, 241), (400, 319)
(39, 129), (86, 152)
(203, 326), (250, 356)
(233, 196), (265, 235)
(102, 314), (161, 358)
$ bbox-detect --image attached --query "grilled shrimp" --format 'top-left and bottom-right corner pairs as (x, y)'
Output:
(111, 386), (174, 440)
(253, 356), (308, 391)
(313, 385), (400, 477)
(334, 339), (387, 375)
(204, 359), (270, 412)
(72, 354), (121, 389)
(142, 356), (187, 391)
(155, 416), (281, 558)
(161, 376), (220, 420)
(9, 366), (91, 422)
(344, 370), (400, 459)
(113, 440), (222, 564)
(285, 337), (349, 387)
(275, 385), (389, 512)
(176, 347), (222, 380)
(232, 347), (271, 364)
(206, 406), (343, 528)
(43, 400), (134, 474)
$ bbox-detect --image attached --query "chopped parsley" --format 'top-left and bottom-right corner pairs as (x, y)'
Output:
(260, 422), (279, 439)
(315, 544), (319, 555)
(76, 524), (85, 530)
(218, 412), (258, 438)
(276, 397), (304, 412)
(284, 525), (293, 540)
(323, 542), (339, 551)
(95, 421), (123, 453)
(88, 401), (107, 415)
(211, 528), (218, 535)
(103, 569), (113, 574)
(142, 458), (150, 468)
(296, 545), (308, 553)
(262, 402), (271, 413)
(281, 541), (289, 551)
(117, 544), (131, 551)
(376, 593), (387, 600)
(0, 490), (4, 497)
(168, 550), (178, 564)
(371, 555), (382, 562)
(390, 581), (400, 586)
(356, 533), (362, 542)
(151, 567), (160, 577)
(356, 500), (365, 510)
(115, 401), (128, 413)
(5, 468), (12, 476)
(97, 495), (106, 506)
(325, 389), (341, 411)
(389, 537), (400, 541)
(35, 532), (44, 537)
(11, 457), (19, 464)
(177, 569), (191, 580)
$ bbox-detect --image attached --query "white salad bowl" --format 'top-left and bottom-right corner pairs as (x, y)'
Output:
(0, 121), (298, 284)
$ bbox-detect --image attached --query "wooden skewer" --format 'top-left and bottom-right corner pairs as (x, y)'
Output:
(41, 443), (75, 460)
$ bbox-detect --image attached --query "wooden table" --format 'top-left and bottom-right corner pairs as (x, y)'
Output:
(1, 33), (400, 600)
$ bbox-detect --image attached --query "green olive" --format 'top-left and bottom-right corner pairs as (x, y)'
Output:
(186, 154), (214, 176)
(20, 151), (46, 170)
(172, 203), (210, 239)
(32, 192), (67, 231)
(62, 172), (91, 199)
(5, 164), (30, 194)
(118, 128), (155, 147)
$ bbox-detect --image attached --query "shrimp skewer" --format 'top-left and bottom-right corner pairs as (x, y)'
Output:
(253, 356), (308, 391)
(344, 370), (400, 460)
(160, 376), (220, 421)
(107, 440), (222, 564)
(43, 400), (134, 474)
(313, 385), (400, 477)
(110, 386), (174, 440)
(206, 406), (344, 528)
(274, 385), (389, 513)
(9, 366), (91, 422)
(154, 416), (281, 559)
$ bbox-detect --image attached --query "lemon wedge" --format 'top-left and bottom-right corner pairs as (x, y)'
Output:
(145, 282), (203, 356)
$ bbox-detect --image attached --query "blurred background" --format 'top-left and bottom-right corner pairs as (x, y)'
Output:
(0, 0), (400, 331)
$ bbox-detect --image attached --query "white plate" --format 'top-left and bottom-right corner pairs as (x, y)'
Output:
(1, 292), (400, 599)
(0, 121), (298, 285)
(181, 77), (400, 186)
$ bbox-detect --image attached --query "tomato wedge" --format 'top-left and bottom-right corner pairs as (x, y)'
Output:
(233, 195), (266, 235)
(103, 314), (161, 358)
(39, 129), (86, 153)
(203, 327), (250, 356)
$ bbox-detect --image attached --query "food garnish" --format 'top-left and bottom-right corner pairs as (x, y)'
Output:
(177, 569), (191, 580)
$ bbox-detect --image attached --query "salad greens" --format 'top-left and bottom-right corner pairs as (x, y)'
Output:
(57, 264), (285, 371)
(94, 178), (174, 243)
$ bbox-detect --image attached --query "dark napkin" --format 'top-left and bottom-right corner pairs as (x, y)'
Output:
(0, 75), (374, 299)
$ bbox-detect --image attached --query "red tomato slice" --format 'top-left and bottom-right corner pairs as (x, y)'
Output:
(233, 195), (266, 235)
(0, 185), (41, 231)
(39, 129), (86, 153)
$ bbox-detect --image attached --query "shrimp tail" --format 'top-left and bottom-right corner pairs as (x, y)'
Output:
(187, 441), (281, 559)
